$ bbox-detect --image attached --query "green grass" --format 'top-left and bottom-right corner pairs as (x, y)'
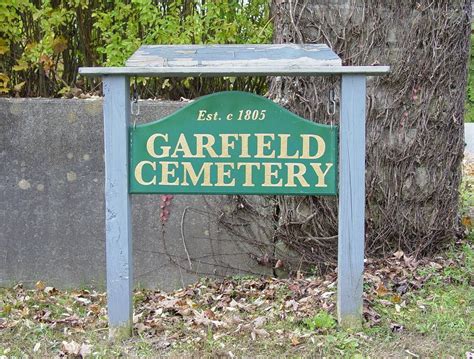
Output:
(369, 241), (473, 357)
(1, 240), (473, 358)
(303, 311), (336, 331)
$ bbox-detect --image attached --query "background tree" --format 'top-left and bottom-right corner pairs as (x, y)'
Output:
(1, 0), (471, 272)
(262, 0), (471, 268)
(0, 0), (272, 97)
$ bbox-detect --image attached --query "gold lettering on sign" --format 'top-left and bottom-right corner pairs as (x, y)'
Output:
(262, 163), (283, 187)
(134, 160), (157, 185)
(181, 162), (213, 186)
(278, 134), (300, 159)
(195, 134), (219, 158)
(237, 162), (261, 187)
(147, 133), (170, 158)
(310, 163), (334, 187)
(238, 134), (251, 158)
(171, 134), (193, 158)
(197, 110), (207, 121)
(255, 134), (275, 158)
(300, 134), (326, 159)
(159, 161), (180, 185)
(285, 163), (309, 187)
(133, 131), (335, 190)
(216, 162), (235, 186)
(220, 134), (239, 158)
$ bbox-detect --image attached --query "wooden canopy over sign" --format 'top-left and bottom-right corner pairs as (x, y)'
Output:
(126, 44), (342, 67)
(79, 44), (389, 76)
(79, 44), (390, 339)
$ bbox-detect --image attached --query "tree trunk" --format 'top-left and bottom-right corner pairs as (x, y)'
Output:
(265, 0), (471, 265)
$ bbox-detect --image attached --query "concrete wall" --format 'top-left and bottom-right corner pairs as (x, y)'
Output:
(0, 98), (273, 291)
(1, 98), (472, 290)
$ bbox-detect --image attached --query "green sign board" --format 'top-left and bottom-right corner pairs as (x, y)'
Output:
(129, 91), (338, 195)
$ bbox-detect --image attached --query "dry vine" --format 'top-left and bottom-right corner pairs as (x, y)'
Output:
(149, 1), (471, 279)
(215, 0), (471, 273)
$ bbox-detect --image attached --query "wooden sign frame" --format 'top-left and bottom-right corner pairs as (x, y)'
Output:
(79, 44), (389, 339)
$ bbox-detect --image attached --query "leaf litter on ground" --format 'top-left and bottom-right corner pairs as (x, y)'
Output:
(1, 236), (472, 357)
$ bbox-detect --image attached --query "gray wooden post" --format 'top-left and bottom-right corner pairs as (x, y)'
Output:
(337, 74), (366, 328)
(103, 75), (133, 339)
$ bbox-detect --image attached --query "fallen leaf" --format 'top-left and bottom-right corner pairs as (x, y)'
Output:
(429, 261), (443, 270)
(153, 340), (171, 349)
(74, 297), (91, 305)
(203, 309), (216, 319)
(363, 306), (381, 326)
(89, 303), (101, 314)
(390, 323), (404, 332)
(285, 299), (299, 311)
(136, 322), (148, 333)
(44, 286), (57, 295)
(321, 291), (334, 299)
(376, 283), (388, 296)
(133, 313), (142, 323)
(403, 255), (418, 269)
(61, 340), (81, 355)
(462, 216), (472, 228)
(253, 316), (266, 328)
(79, 343), (92, 357)
(254, 328), (270, 337)
(193, 310), (226, 328)
(291, 336), (301, 346)
(160, 298), (181, 310)
(21, 307), (29, 317)
(394, 281), (409, 295)
(391, 294), (402, 303)
(35, 281), (45, 291)
(393, 250), (404, 260)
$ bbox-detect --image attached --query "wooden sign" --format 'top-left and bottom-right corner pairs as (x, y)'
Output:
(79, 44), (389, 338)
(130, 91), (337, 195)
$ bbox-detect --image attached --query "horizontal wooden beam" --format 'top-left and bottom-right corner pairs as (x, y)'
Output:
(78, 66), (390, 77)
(126, 44), (343, 68)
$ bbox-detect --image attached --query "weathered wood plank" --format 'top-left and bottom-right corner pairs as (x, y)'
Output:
(79, 65), (390, 77)
(337, 74), (366, 328)
(103, 76), (133, 339)
(125, 44), (342, 67)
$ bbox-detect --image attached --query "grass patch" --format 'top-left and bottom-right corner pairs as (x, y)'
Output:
(369, 241), (473, 357)
(1, 240), (473, 358)
(303, 311), (336, 331)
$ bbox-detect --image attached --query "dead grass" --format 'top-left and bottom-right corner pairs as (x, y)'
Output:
(1, 236), (472, 358)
